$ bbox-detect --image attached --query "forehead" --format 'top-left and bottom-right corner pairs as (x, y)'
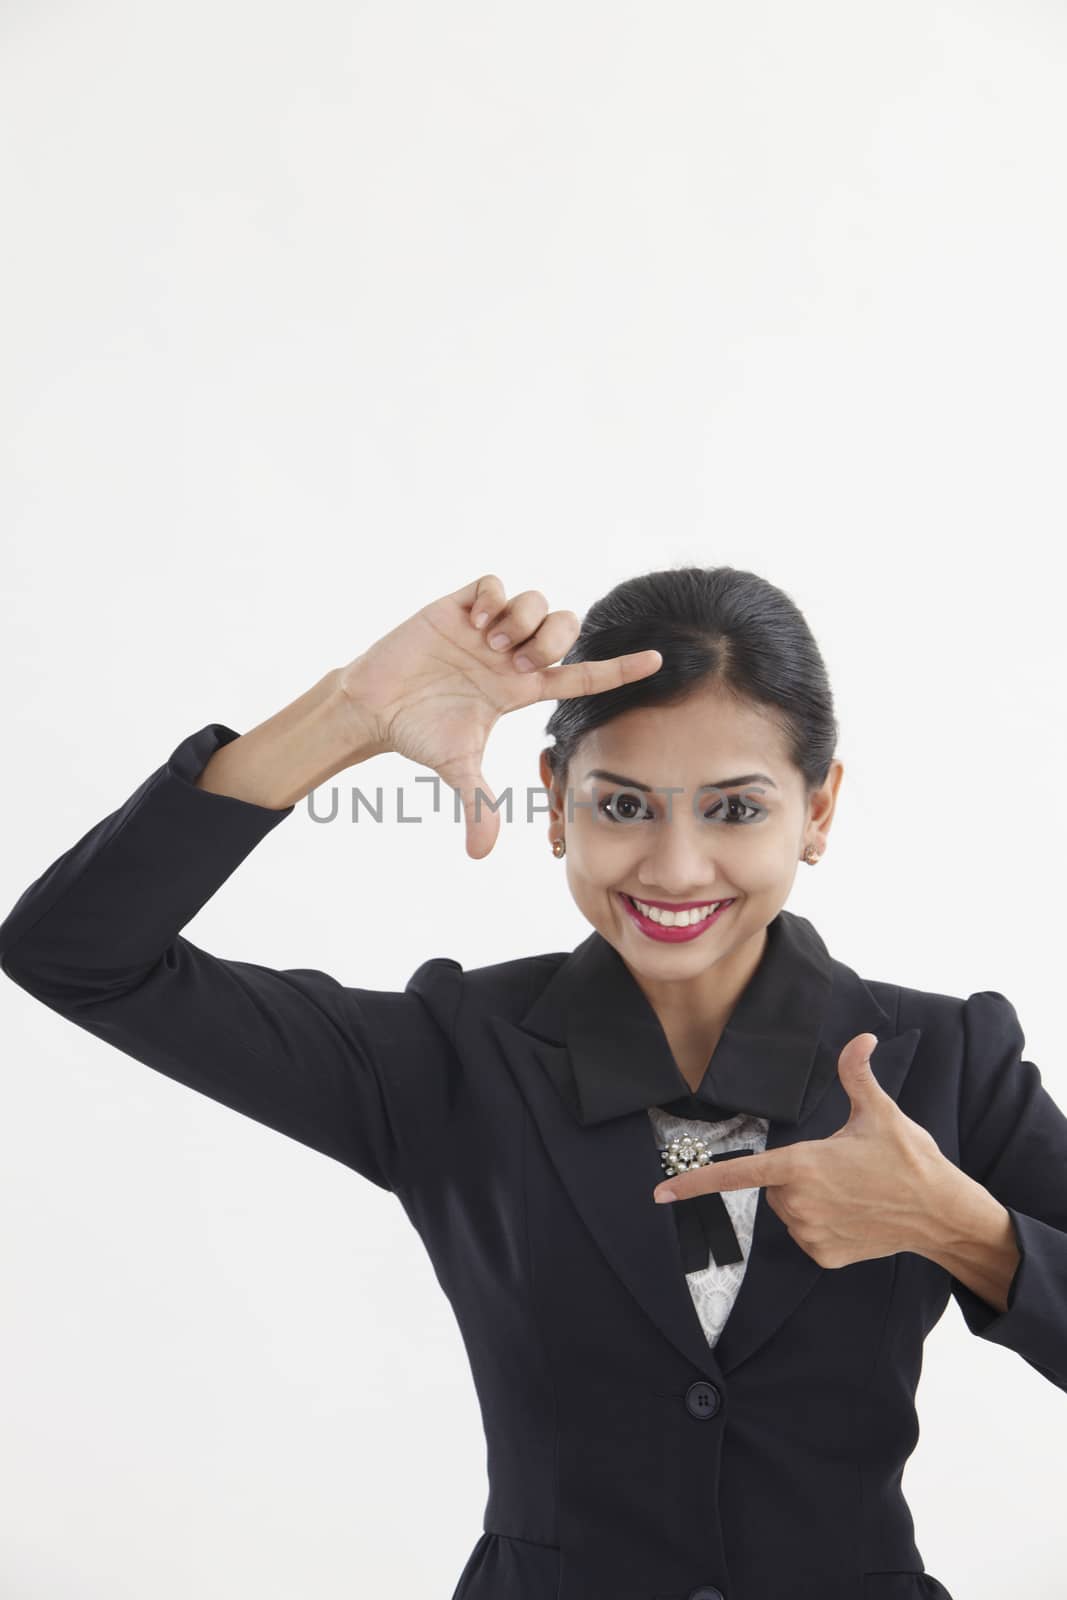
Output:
(578, 686), (792, 775)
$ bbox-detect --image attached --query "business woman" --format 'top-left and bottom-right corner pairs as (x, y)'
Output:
(2, 566), (1065, 1600)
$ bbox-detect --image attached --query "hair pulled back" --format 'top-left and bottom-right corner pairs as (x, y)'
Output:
(543, 565), (838, 799)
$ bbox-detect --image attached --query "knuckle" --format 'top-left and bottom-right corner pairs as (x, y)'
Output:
(537, 611), (579, 648)
(544, 609), (580, 639)
(508, 589), (547, 622)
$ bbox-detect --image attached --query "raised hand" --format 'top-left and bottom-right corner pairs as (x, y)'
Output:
(338, 574), (663, 860)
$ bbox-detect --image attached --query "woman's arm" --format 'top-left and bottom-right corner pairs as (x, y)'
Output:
(192, 666), (385, 810)
(0, 675), (458, 1194)
(918, 1165), (1020, 1315)
(944, 989), (1067, 1392)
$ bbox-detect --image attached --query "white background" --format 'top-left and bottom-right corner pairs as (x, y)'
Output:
(2, 1), (1065, 1595)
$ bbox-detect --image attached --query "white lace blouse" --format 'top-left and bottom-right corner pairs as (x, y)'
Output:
(646, 1104), (770, 1349)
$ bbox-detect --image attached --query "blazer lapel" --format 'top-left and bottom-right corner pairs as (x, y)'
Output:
(488, 922), (922, 1381)
(489, 1012), (724, 1379)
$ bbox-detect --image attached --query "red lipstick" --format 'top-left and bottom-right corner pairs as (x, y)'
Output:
(617, 892), (735, 943)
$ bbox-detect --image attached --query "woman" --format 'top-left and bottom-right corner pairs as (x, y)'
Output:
(2, 566), (1065, 1600)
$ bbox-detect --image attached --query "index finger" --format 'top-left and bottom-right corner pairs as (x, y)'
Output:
(653, 1147), (790, 1202)
(536, 649), (663, 702)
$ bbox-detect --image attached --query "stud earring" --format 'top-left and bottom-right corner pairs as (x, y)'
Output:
(803, 843), (822, 865)
(551, 837), (566, 858)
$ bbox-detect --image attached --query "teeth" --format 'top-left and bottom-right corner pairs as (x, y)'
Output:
(630, 896), (727, 927)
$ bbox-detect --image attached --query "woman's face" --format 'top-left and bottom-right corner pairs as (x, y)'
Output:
(538, 683), (842, 996)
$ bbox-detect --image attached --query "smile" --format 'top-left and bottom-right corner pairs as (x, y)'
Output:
(617, 892), (735, 942)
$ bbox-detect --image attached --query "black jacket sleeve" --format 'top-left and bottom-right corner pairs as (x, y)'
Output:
(0, 723), (462, 1194)
(950, 988), (1067, 1393)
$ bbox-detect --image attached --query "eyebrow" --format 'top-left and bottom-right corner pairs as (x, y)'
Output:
(583, 767), (778, 792)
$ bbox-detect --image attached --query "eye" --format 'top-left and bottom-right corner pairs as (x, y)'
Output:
(597, 791), (651, 824)
(702, 793), (766, 825)
(595, 791), (766, 824)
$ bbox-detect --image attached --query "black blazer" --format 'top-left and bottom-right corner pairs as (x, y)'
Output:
(3, 722), (1066, 1600)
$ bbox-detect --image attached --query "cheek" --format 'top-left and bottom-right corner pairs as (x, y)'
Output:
(694, 835), (799, 899)
(566, 823), (643, 869)
(734, 832), (797, 873)
(737, 859), (799, 897)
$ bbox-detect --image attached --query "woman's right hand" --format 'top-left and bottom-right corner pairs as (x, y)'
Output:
(337, 575), (662, 860)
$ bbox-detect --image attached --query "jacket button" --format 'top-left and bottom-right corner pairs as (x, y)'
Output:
(684, 1380), (721, 1419)
(688, 1588), (724, 1599)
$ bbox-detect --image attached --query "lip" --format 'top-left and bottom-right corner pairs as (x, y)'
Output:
(617, 891), (735, 943)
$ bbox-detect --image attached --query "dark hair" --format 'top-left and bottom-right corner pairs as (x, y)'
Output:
(543, 564), (838, 798)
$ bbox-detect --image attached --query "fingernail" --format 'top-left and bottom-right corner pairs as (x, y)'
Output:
(654, 1187), (679, 1204)
(488, 632), (510, 649)
(473, 612), (489, 629)
(514, 654), (534, 672)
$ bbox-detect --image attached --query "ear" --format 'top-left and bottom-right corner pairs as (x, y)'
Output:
(806, 759), (845, 843)
(538, 747), (564, 819)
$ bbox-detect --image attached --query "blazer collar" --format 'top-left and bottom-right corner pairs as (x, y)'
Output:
(488, 908), (922, 1379)
(520, 907), (840, 1127)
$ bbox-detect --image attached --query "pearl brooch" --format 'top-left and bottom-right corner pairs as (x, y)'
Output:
(658, 1134), (716, 1178)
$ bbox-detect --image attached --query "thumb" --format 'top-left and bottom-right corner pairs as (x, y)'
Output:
(443, 756), (503, 861)
(837, 1032), (889, 1117)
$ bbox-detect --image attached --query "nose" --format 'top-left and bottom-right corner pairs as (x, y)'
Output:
(635, 811), (727, 898)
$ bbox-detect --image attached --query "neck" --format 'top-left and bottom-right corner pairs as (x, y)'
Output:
(632, 921), (769, 1091)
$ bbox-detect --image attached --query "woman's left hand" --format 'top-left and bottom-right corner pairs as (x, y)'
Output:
(652, 1033), (956, 1268)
